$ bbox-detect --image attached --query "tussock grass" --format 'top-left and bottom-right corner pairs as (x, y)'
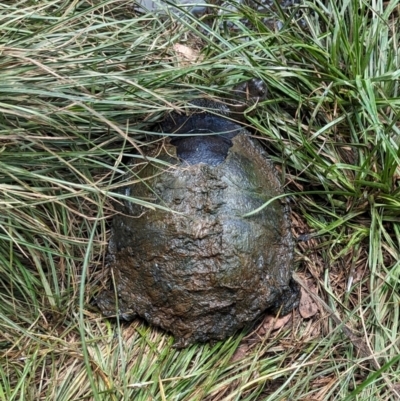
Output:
(1, 0), (399, 400)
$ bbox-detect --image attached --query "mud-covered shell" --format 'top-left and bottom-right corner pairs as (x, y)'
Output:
(97, 134), (299, 347)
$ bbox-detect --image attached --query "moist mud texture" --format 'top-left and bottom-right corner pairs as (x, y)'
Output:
(97, 132), (300, 347)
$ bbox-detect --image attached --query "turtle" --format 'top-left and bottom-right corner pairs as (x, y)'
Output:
(96, 78), (300, 348)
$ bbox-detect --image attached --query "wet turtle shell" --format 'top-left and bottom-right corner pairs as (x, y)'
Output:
(97, 80), (299, 347)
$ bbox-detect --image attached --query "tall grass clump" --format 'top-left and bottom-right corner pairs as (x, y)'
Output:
(0, 0), (399, 400)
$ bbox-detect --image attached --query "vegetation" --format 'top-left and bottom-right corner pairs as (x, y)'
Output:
(1, 0), (399, 399)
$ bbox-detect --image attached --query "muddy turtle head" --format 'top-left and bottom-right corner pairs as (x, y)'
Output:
(161, 79), (267, 166)
(228, 78), (267, 113)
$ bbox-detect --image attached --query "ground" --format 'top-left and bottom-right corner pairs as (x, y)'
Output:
(1, 0), (399, 400)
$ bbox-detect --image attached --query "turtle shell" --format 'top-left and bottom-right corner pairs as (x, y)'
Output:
(97, 133), (299, 347)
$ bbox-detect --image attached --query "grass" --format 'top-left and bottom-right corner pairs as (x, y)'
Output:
(1, 0), (400, 399)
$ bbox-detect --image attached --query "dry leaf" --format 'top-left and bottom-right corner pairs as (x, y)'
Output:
(172, 44), (201, 66)
(261, 313), (292, 333)
(230, 343), (249, 362)
(299, 287), (319, 318)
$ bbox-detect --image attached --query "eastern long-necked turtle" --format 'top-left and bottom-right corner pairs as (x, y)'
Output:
(97, 79), (300, 347)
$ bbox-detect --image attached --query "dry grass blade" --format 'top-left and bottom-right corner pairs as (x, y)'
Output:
(0, 0), (399, 400)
